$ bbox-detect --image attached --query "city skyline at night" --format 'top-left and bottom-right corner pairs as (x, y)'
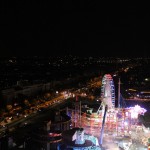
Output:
(0, 2), (150, 149)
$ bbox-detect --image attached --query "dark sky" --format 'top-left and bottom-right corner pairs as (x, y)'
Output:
(0, 1), (149, 57)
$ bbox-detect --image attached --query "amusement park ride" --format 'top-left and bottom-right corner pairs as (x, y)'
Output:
(67, 74), (149, 149)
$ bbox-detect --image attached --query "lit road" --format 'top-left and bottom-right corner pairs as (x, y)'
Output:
(0, 93), (68, 134)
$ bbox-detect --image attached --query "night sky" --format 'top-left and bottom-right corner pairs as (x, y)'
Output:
(0, 2), (149, 57)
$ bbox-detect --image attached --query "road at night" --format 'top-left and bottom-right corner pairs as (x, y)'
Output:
(0, 93), (69, 134)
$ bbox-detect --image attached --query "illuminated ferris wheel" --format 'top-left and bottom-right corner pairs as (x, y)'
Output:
(100, 74), (115, 109)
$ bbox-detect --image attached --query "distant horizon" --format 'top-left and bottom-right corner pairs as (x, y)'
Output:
(0, 54), (149, 59)
(0, 47), (149, 58)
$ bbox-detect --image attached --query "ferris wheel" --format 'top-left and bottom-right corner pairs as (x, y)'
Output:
(101, 74), (115, 109)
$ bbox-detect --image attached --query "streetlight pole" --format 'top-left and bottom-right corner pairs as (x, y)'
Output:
(80, 100), (81, 127)
(118, 78), (120, 108)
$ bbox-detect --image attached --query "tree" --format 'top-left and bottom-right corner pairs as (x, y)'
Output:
(6, 105), (12, 112)
(148, 138), (150, 144)
(0, 91), (6, 109)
